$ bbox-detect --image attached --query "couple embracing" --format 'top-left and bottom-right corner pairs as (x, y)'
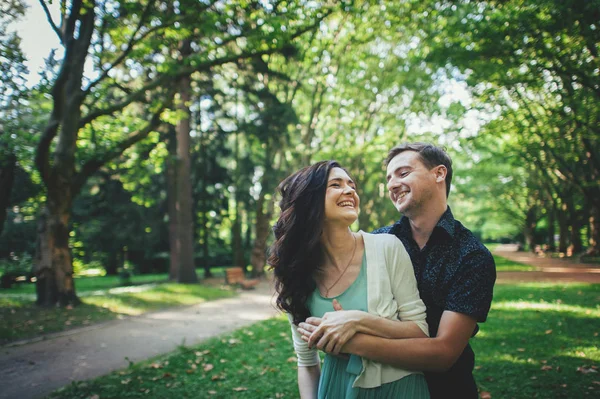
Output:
(268, 143), (496, 399)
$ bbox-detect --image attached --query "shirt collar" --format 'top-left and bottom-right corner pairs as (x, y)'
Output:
(393, 206), (456, 239)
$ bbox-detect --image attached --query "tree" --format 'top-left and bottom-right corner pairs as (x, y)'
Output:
(33, 0), (341, 305)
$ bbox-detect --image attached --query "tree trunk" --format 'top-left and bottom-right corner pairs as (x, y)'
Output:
(0, 152), (16, 235)
(557, 203), (569, 253)
(588, 204), (600, 256)
(524, 206), (538, 253)
(34, 204), (80, 307)
(565, 197), (584, 256)
(250, 189), (274, 278)
(174, 67), (197, 283)
(232, 129), (245, 269)
(546, 207), (556, 252)
(166, 126), (180, 281)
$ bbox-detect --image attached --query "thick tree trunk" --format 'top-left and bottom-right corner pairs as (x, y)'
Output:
(174, 70), (197, 283)
(0, 152), (16, 235)
(34, 205), (79, 307)
(588, 204), (600, 256)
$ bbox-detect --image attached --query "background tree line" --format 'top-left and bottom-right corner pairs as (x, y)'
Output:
(1, 0), (598, 306)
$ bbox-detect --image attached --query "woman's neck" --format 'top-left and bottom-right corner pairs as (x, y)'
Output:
(320, 224), (355, 271)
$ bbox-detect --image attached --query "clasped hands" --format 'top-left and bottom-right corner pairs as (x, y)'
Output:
(297, 299), (364, 355)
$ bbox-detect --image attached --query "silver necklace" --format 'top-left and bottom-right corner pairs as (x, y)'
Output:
(322, 233), (357, 297)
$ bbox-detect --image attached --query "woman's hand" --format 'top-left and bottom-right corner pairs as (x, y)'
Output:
(298, 300), (367, 355)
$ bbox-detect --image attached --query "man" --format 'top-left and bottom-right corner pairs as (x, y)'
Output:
(301, 142), (496, 398)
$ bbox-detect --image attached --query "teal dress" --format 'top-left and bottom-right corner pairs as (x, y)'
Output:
(306, 254), (430, 399)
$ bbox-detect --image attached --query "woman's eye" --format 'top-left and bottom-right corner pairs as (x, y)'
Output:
(400, 172), (409, 177)
(330, 183), (340, 187)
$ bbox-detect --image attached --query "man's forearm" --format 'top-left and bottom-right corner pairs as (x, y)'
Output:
(343, 333), (457, 372)
(357, 313), (428, 339)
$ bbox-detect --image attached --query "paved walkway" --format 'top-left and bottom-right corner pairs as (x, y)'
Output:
(494, 244), (600, 283)
(0, 281), (278, 399)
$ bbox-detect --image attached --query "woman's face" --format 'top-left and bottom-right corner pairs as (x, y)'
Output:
(323, 167), (360, 226)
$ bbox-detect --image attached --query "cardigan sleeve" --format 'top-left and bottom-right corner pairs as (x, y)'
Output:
(287, 313), (321, 367)
(385, 237), (429, 337)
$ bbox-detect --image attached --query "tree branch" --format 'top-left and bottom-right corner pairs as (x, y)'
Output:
(38, 0), (63, 44)
(73, 99), (172, 193)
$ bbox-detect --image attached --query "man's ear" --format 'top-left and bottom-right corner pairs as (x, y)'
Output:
(434, 165), (447, 183)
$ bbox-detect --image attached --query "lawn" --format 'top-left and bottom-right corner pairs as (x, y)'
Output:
(50, 283), (600, 399)
(0, 283), (235, 345)
(2, 273), (171, 296)
(493, 255), (536, 272)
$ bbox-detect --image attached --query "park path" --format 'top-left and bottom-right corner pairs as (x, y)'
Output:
(494, 244), (600, 283)
(0, 280), (278, 399)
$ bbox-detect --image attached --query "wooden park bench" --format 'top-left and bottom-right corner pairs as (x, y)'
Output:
(225, 267), (260, 290)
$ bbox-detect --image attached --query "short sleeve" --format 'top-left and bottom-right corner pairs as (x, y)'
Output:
(287, 313), (320, 367)
(446, 249), (496, 322)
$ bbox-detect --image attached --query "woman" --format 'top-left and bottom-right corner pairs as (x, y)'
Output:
(268, 160), (430, 398)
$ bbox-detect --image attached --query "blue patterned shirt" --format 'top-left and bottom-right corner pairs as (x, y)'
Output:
(373, 207), (496, 399)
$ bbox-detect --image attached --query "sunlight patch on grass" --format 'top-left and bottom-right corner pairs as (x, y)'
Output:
(493, 301), (600, 316)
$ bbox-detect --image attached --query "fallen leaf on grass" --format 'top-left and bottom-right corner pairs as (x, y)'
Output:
(577, 366), (598, 374)
(480, 392), (491, 399)
(89, 395), (100, 399)
(149, 363), (162, 369)
(186, 369), (195, 374)
(121, 379), (131, 385)
(545, 329), (552, 334)
(211, 373), (225, 381)
(208, 391), (217, 395)
(228, 338), (240, 345)
(233, 387), (248, 392)
(287, 356), (298, 363)
(517, 348), (525, 352)
(203, 364), (214, 372)
(541, 365), (553, 371)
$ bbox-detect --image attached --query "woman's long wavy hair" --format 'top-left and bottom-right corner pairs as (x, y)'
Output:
(268, 160), (344, 325)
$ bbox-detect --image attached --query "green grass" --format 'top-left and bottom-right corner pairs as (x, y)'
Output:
(50, 283), (600, 399)
(493, 255), (536, 272)
(2, 273), (170, 295)
(473, 283), (600, 398)
(0, 283), (235, 345)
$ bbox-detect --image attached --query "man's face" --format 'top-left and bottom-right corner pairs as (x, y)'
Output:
(386, 151), (437, 216)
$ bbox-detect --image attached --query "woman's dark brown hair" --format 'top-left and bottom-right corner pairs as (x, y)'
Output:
(268, 160), (343, 325)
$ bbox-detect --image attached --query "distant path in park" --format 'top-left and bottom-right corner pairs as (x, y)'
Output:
(494, 244), (600, 283)
(0, 280), (278, 399)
